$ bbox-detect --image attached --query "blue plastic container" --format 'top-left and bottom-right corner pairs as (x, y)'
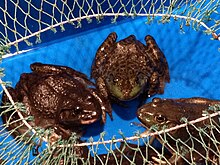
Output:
(0, 0), (219, 164)
(1, 15), (220, 152)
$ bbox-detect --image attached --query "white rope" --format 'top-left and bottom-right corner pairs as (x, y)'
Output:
(4, 13), (219, 50)
(0, 79), (48, 143)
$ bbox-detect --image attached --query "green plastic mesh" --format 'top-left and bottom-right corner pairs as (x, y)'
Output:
(0, 0), (220, 164)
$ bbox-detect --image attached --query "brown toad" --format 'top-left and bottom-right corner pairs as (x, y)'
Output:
(91, 32), (170, 106)
(1, 63), (112, 139)
(137, 97), (220, 164)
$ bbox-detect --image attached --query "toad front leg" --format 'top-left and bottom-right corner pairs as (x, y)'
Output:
(89, 87), (113, 123)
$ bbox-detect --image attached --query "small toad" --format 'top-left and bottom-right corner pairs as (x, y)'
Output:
(1, 63), (112, 139)
(137, 97), (220, 164)
(91, 32), (170, 106)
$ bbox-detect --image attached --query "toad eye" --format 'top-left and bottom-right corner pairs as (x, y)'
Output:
(108, 74), (118, 83)
(154, 114), (167, 123)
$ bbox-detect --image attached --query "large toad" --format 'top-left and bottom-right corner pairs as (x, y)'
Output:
(91, 32), (170, 106)
(1, 63), (112, 139)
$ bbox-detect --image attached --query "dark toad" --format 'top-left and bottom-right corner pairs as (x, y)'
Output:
(137, 97), (220, 164)
(1, 62), (112, 139)
(91, 32), (170, 106)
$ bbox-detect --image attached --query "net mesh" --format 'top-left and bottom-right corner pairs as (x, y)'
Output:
(1, 103), (220, 164)
(0, 0), (220, 164)
(0, 0), (219, 53)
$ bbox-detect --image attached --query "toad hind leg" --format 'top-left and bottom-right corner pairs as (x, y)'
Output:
(145, 35), (170, 83)
(91, 32), (117, 79)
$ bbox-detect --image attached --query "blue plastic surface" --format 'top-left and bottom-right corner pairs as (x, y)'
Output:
(1, 16), (220, 161)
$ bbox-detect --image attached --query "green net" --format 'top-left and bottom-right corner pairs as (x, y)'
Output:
(0, 0), (220, 164)
(1, 100), (220, 164)
(0, 0), (219, 53)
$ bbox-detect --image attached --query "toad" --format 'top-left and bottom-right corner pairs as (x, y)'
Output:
(1, 62), (112, 139)
(91, 32), (170, 106)
(137, 97), (220, 164)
